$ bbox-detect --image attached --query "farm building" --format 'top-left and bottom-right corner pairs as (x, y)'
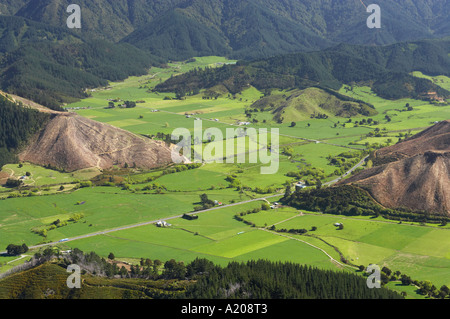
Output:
(156, 221), (171, 228)
(295, 181), (306, 191)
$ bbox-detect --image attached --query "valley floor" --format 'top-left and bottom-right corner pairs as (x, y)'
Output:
(1, 57), (449, 299)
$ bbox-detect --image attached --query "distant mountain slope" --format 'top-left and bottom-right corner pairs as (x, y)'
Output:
(0, 1), (448, 108)
(339, 120), (450, 216)
(14, 0), (186, 42)
(121, 9), (232, 61)
(9, 0), (450, 59)
(122, 1), (331, 60)
(0, 0), (28, 15)
(19, 113), (184, 172)
(0, 15), (161, 109)
(155, 39), (450, 100)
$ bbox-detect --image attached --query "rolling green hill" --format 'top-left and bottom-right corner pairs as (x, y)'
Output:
(155, 39), (450, 100)
(251, 87), (378, 122)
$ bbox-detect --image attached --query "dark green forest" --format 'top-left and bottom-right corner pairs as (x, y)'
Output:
(0, 248), (402, 299)
(0, 95), (49, 167)
(14, 0), (448, 60)
(183, 259), (402, 299)
(121, 10), (232, 61)
(0, 16), (162, 109)
(0, 2), (448, 108)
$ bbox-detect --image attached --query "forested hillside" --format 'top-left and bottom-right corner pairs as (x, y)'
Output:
(121, 10), (232, 61)
(0, 94), (49, 167)
(7, 0), (450, 60)
(0, 1), (446, 107)
(183, 259), (402, 299)
(155, 39), (450, 100)
(0, 16), (162, 109)
(0, 249), (402, 299)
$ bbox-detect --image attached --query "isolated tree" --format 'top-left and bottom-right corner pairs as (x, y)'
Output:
(124, 101), (136, 108)
(315, 179), (322, 190)
(6, 243), (28, 256)
(440, 285), (449, 296)
(200, 193), (209, 204)
(5, 178), (22, 188)
(108, 252), (115, 260)
(284, 185), (292, 198)
(381, 266), (392, 277)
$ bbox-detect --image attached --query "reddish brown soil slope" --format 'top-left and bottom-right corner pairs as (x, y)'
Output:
(340, 120), (450, 216)
(375, 120), (450, 163)
(19, 113), (184, 172)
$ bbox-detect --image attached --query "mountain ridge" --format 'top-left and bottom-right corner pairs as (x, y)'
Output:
(8, 0), (450, 59)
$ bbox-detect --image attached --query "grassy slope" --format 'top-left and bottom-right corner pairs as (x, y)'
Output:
(252, 87), (377, 122)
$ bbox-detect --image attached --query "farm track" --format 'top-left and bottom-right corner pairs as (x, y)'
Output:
(260, 228), (356, 270)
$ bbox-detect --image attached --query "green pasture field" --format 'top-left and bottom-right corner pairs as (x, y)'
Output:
(411, 71), (450, 92)
(0, 163), (97, 189)
(338, 85), (450, 130)
(65, 202), (336, 270)
(0, 186), (253, 250)
(272, 212), (450, 287)
(2, 58), (450, 298)
(385, 281), (427, 299)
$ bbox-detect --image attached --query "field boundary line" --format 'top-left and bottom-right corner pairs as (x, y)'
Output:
(260, 228), (358, 270)
(3, 194), (283, 254)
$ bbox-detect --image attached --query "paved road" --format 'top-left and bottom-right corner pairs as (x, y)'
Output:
(3, 156), (368, 253)
(323, 155), (369, 186)
(5, 194), (283, 253)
